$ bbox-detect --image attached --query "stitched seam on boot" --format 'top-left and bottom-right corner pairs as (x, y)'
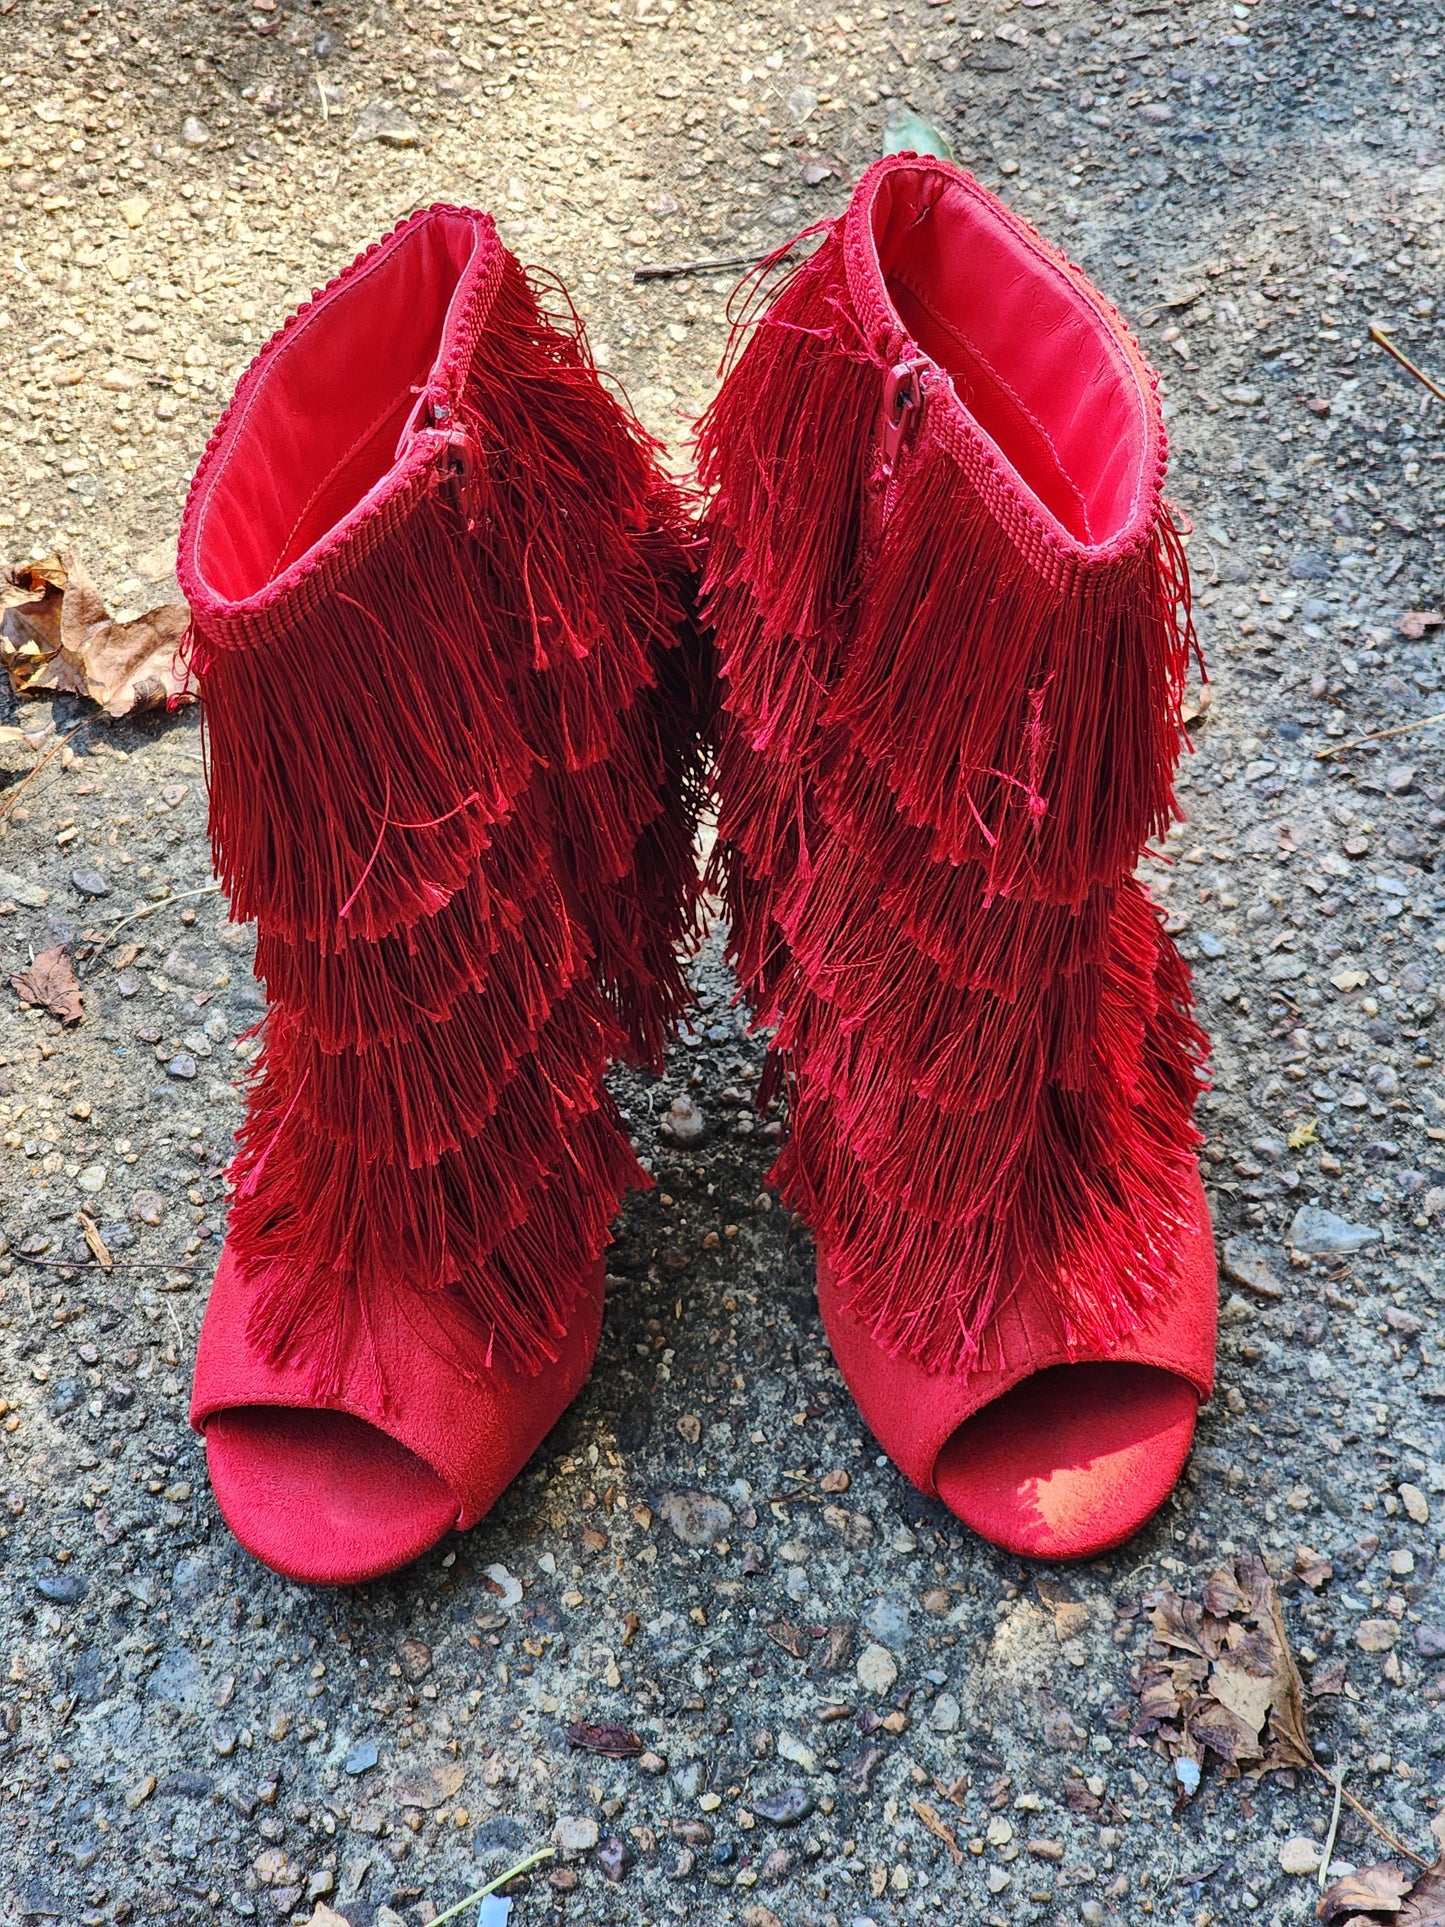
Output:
(193, 228), (424, 577)
(886, 269), (1094, 540)
(268, 403), (423, 583)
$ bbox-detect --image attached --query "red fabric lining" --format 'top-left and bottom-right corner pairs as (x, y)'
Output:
(857, 164), (1152, 549)
(192, 211), (487, 602)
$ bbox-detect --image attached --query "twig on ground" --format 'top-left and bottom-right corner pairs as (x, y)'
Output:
(634, 250), (768, 282)
(10, 1254), (202, 1271)
(428, 1847), (558, 1926)
(85, 881), (222, 964)
(1312, 1760), (1433, 1867)
(1314, 711), (1445, 760)
(0, 718), (99, 827)
(1370, 323), (1445, 402)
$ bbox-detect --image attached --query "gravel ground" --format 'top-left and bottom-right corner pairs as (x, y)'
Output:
(2, 1), (1445, 1924)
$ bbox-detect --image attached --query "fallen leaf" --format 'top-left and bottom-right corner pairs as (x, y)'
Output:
(1208, 1650), (1276, 1739)
(77, 1212), (113, 1271)
(910, 1798), (963, 1867)
(12, 945), (83, 1024)
(764, 1618), (811, 1661)
(564, 1721), (642, 1758)
(1397, 609), (1444, 642)
(1399, 1813), (1445, 1926)
(1200, 1565), (1251, 1619)
(1187, 1694), (1263, 1766)
(1149, 1589), (1217, 1660)
(1, 550), (193, 717)
(1062, 1776), (1101, 1816)
(1132, 1552), (1312, 1796)
(1133, 1668), (1188, 1731)
(1261, 1571), (1313, 1771)
(1181, 682), (1215, 727)
(1316, 1861), (1414, 1921)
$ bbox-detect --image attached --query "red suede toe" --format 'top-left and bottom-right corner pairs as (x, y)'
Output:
(817, 1167), (1217, 1560)
(206, 1406), (460, 1587)
(192, 1245), (605, 1585)
(934, 1362), (1200, 1559)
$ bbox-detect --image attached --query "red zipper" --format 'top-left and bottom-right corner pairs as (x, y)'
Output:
(877, 355), (928, 529)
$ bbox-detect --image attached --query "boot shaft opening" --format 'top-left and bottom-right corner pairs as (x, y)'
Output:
(189, 207), (490, 606)
(863, 163), (1152, 549)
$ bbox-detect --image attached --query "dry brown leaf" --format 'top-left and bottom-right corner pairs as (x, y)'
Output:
(1149, 1589), (1216, 1659)
(1187, 1694), (1263, 1767)
(1399, 1814), (1445, 1927)
(764, 1617), (811, 1660)
(1263, 1574), (1313, 1771)
(1, 549), (192, 717)
(1201, 1565), (1251, 1618)
(12, 945), (83, 1024)
(1209, 1650), (1276, 1737)
(564, 1720), (642, 1758)
(1317, 1861), (1414, 1921)
(1132, 1552), (1314, 1797)
(77, 1212), (113, 1271)
(1133, 1669), (1185, 1729)
(2, 554), (74, 691)
(1181, 682), (1214, 727)
(1397, 609), (1444, 642)
(911, 1798), (964, 1868)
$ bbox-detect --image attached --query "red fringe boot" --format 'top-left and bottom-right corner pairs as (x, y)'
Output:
(700, 156), (1217, 1560)
(180, 206), (708, 1584)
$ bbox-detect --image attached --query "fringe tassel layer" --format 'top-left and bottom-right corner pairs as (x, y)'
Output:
(699, 164), (1207, 1375)
(180, 213), (710, 1397)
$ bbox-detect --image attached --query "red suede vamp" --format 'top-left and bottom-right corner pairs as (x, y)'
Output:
(192, 1246), (603, 1586)
(818, 1164), (1217, 1560)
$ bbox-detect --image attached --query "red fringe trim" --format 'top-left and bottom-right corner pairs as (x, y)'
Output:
(700, 182), (1207, 1373)
(181, 217), (710, 1385)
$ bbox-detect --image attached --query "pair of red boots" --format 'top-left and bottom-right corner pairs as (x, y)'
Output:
(179, 157), (1217, 1586)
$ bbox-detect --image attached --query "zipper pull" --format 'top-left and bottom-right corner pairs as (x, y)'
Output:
(879, 355), (928, 477)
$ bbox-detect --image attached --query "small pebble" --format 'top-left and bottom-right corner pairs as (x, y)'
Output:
(750, 1787), (815, 1828)
(36, 1570), (88, 1604)
(660, 1094), (706, 1146)
(855, 1642), (898, 1695)
(554, 1815), (600, 1854)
